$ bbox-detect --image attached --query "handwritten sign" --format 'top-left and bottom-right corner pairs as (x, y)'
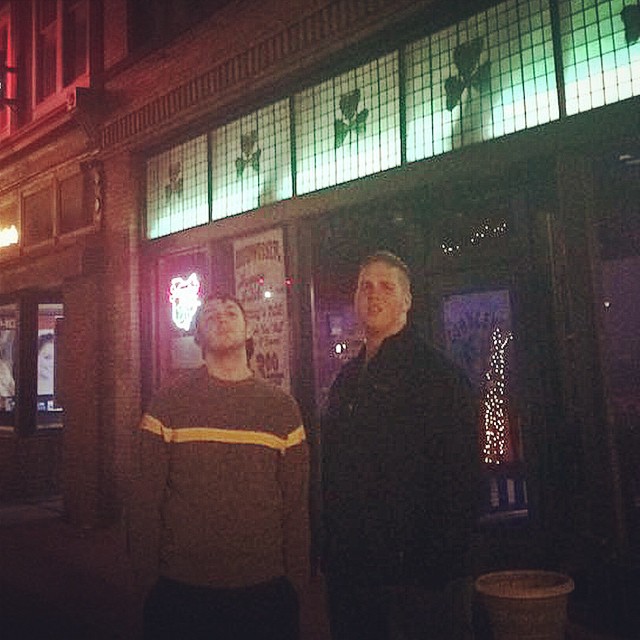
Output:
(234, 228), (290, 391)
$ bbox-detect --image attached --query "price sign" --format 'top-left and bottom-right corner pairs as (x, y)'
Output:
(234, 228), (290, 391)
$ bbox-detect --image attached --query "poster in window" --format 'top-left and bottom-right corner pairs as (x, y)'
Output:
(37, 331), (55, 397)
(0, 311), (16, 411)
(234, 228), (290, 391)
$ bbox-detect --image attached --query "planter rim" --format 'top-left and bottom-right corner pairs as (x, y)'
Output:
(475, 569), (575, 600)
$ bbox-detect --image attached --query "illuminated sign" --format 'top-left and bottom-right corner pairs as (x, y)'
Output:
(169, 272), (202, 331)
(0, 225), (19, 248)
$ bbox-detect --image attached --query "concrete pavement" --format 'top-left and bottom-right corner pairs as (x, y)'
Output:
(0, 499), (331, 640)
(0, 499), (631, 640)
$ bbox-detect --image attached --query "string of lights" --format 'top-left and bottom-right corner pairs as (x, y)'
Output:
(482, 326), (513, 465)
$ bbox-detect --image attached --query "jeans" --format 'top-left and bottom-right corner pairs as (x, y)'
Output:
(143, 575), (299, 640)
(326, 574), (474, 640)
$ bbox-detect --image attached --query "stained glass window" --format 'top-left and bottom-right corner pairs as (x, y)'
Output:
(559, 0), (640, 115)
(146, 134), (209, 239)
(210, 99), (292, 220)
(405, 0), (558, 161)
(294, 53), (401, 195)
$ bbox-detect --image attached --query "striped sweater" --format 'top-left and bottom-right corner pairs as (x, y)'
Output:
(127, 367), (310, 595)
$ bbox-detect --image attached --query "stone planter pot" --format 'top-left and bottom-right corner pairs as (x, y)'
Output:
(475, 570), (575, 640)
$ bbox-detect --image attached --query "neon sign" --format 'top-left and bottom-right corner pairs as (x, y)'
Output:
(169, 272), (202, 330)
(0, 225), (19, 248)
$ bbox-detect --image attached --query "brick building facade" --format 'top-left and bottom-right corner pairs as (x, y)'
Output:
(0, 0), (638, 632)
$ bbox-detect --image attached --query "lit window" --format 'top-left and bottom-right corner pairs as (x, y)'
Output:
(146, 134), (209, 239)
(559, 0), (640, 115)
(37, 303), (63, 429)
(36, 303), (64, 428)
(405, 0), (559, 162)
(210, 99), (292, 220)
(294, 52), (401, 195)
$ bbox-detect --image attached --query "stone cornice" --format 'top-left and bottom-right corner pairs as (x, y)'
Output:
(101, 0), (430, 151)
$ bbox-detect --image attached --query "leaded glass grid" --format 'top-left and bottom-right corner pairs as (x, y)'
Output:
(294, 52), (401, 195)
(146, 134), (209, 239)
(559, 0), (640, 115)
(405, 0), (559, 162)
(210, 99), (292, 220)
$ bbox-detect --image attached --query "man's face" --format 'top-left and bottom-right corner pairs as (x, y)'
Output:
(198, 299), (248, 355)
(354, 261), (411, 340)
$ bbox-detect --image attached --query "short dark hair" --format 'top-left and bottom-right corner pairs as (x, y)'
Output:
(359, 250), (411, 292)
(193, 293), (253, 361)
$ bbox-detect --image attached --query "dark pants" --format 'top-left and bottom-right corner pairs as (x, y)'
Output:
(143, 575), (299, 640)
(326, 574), (474, 640)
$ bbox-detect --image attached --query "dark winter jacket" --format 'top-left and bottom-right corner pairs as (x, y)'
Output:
(321, 325), (479, 588)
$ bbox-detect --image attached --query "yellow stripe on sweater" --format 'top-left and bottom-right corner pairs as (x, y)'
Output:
(140, 413), (305, 453)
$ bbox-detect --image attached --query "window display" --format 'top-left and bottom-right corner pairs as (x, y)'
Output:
(37, 303), (63, 421)
(0, 304), (17, 416)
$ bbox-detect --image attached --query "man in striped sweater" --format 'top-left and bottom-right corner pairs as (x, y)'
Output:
(127, 294), (310, 640)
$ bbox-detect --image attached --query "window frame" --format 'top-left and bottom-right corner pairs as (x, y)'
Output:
(0, 292), (63, 436)
(31, 0), (90, 118)
(0, 3), (16, 139)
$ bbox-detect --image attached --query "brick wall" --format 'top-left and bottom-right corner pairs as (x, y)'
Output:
(0, 432), (62, 504)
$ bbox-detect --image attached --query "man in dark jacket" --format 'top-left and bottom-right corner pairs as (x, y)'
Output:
(322, 251), (479, 640)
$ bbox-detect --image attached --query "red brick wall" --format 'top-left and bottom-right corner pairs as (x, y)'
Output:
(0, 432), (62, 504)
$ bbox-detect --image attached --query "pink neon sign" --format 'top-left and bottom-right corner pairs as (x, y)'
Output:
(169, 272), (202, 330)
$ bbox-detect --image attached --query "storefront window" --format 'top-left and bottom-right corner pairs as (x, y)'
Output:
(0, 303), (17, 426)
(37, 302), (63, 427)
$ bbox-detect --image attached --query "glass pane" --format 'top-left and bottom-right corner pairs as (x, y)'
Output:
(37, 303), (63, 427)
(294, 52), (401, 195)
(0, 303), (17, 426)
(405, 0), (558, 162)
(211, 99), (292, 220)
(443, 289), (527, 515)
(559, 0), (640, 115)
(146, 134), (209, 239)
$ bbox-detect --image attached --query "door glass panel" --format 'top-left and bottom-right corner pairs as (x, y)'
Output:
(442, 289), (527, 517)
(0, 303), (17, 426)
(37, 302), (63, 427)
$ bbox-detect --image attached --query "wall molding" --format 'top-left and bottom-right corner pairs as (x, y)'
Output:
(101, 0), (422, 150)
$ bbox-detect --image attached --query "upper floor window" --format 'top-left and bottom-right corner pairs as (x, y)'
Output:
(0, 5), (15, 135)
(34, 0), (89, 107)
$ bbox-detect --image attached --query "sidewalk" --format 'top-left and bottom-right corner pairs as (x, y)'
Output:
(0, 500), (631, 640)
(0, 499), (331, 640)
(0, 499), (142, 639)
